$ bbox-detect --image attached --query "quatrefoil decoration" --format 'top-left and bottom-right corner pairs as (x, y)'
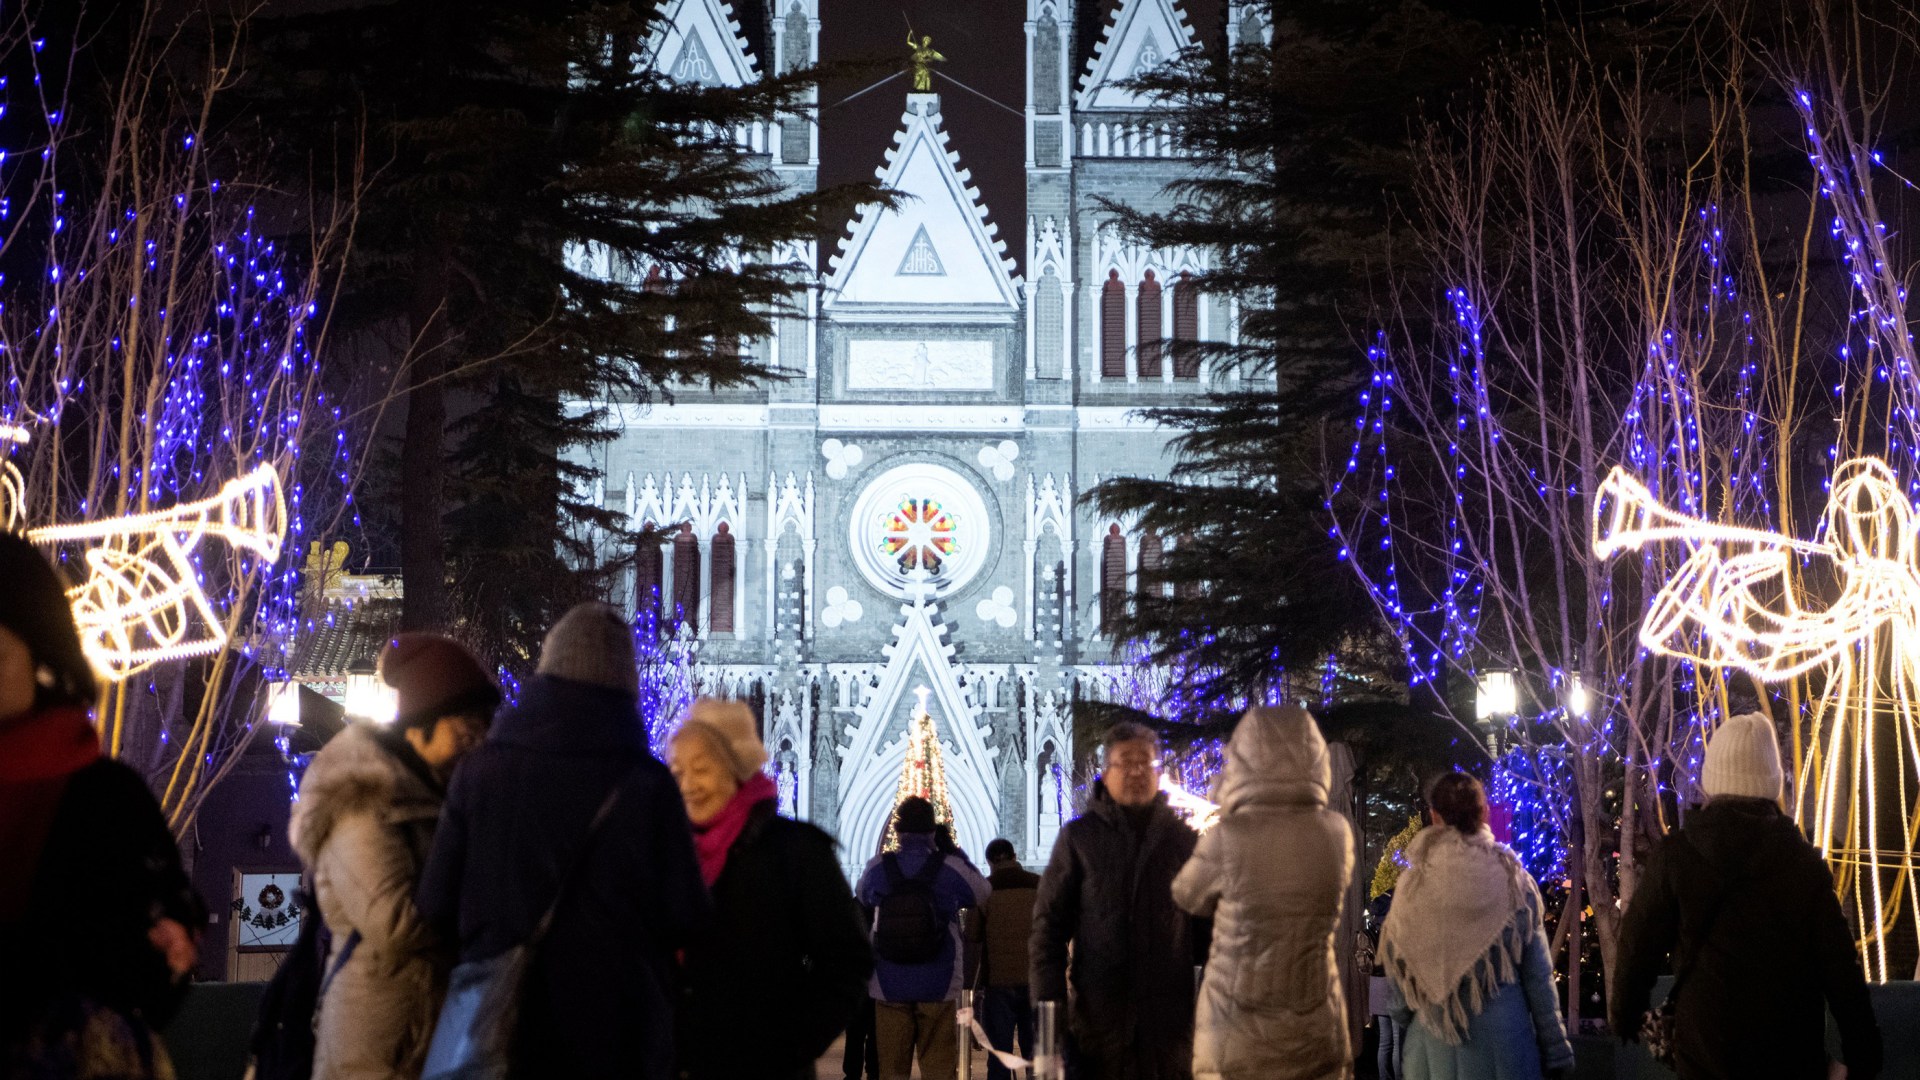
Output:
(977, 440), (1019, 482)
(821, 585), (864, 628)
(975, 585), (1017, 629)
(822, 439), (864, 481)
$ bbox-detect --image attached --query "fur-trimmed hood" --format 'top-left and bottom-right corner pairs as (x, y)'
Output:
(289, 722), (442, 865)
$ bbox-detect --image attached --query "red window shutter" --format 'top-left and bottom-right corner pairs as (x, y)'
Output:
(709, 523), (736, 633)
(635, 528), (663, 628)
(672, 524), (700, 628)
(1173, 273), (1200, 378)
(1139, 532), (1164, 596)
(1137, 271), (1162, 379)
(1101, 525), (1127, 634)
(1101, 271), (1126, 378)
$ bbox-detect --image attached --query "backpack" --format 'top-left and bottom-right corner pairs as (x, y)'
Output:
(872, 851), (949, 965)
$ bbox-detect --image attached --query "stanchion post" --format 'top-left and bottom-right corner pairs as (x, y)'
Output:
(1034, 999), (1061, 1080)
(956, 988), (974, 1080)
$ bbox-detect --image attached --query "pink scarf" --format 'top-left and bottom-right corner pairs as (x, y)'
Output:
(692, 772), (777, 887)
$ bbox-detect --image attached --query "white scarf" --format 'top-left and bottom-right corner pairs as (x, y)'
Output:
(1379, 825), (1539, 1045)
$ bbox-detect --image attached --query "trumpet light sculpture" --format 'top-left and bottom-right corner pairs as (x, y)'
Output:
(1594, 457), (1920, 981)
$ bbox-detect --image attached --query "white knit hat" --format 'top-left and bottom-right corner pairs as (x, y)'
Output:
(536, 602), (638, 695)
(1700, 712), (1783, 802)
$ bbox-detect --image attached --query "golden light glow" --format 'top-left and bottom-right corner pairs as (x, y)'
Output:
(1, 424), (27, 531)
(1161, 775), (1219, 833)
(26, 465), (288, 680)
(1594, 458), (1920, 981)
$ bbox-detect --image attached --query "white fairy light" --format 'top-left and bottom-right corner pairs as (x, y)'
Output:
(0, 423), (27, 531)
(1593, 457), (1920, 981)
(27, 464), (288, 680)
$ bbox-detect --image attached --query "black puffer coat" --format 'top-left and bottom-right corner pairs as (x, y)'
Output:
(1032, 786), (1203, 1080)
(1610, 797), (1882, 1080)
(677, 799), (871, 1080)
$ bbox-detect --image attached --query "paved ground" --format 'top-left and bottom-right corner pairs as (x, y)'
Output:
(815, 1035), (996, 1079)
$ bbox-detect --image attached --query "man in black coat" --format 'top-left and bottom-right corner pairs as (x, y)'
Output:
(417, 603), (709, 1079)
(1611, 712), (1881, 1080)
(1032, 722), (1202, 1080)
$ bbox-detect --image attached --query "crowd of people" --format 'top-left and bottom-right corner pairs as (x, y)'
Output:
(0, 529), (1891, 1080)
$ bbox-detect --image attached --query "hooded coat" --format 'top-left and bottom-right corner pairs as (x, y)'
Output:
(289, 722), (446, 1080)
(1609, 797), (1881, 1080)
(1172, 706), (1354, 1080)
(1032, 785), (1203, 1080)
(415, 675), (708, 1080)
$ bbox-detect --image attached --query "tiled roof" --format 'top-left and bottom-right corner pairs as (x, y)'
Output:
(289, 599), (402, 678)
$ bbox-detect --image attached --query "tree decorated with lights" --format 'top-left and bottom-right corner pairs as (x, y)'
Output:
(0, 2), (359, 834)
(883, 686), (954, 850)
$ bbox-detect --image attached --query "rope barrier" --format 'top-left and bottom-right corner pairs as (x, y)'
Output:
(955, 1004), (1033, 1071)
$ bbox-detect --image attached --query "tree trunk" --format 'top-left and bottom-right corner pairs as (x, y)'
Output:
(400, 240), (452, 631)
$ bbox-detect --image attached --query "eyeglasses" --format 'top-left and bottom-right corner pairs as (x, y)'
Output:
(1107, 758), (1162, 774)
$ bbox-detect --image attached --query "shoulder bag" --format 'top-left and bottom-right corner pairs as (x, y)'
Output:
(422, 770), (636, 1080)
(1637, 835), (1735, 1068)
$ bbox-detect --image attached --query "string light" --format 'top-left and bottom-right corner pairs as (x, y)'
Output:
(25, 461), (287, 679)
(1594, 457), (1920, 981)
(883, 685), (955, 850)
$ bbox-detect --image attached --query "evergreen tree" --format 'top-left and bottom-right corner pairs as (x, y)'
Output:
(884, 691), (954, 850)
(233, 0), (882, 667)
(1088, 1), (1527, 711)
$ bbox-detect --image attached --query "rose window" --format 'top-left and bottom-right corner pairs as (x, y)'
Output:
(879, 498), (959, 574)
(847, 461), (991, 599)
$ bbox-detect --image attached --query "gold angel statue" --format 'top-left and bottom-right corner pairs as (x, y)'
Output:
(907, 31), (944, 93)
(1594, 457), (1920, 980)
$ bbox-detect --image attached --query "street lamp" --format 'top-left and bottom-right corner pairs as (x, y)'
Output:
(1476, 668), (1517, 754)
(267, 680), (302, 727)
(1565, 674), (1591, 719)
(342, 657), (394, 724)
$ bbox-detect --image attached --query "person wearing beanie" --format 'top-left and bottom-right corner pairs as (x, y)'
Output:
(855, 796), (990, 1080)
(670, 698), (871, 1080)
(1612, 713), (1881, 1080)
(290, 632), (496, 1079)
(417, 603), (708, 1079)
(0, 533), (205, 1078)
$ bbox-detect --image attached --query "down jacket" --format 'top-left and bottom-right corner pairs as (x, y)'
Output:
(289, 723), (446, 1080)
(1172, 706), (1354, 1080)
(1032, 784), (1203, 1080)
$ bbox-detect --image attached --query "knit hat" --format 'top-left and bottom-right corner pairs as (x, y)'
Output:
(1701, 712), (1784, 802)
(0, 533), (97, 709)
(894, 796), (937, 834)
(379, 633), (499, 730)
(536, 602), (638, 695)
(675, 698), (768, 782)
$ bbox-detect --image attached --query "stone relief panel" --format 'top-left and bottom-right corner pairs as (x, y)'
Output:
(847, 339), (995, 390)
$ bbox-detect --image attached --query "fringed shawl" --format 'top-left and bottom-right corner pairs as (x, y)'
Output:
(1379, 824), (1539, 1045)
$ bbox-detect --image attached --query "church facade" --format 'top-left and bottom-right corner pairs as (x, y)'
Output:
(579, 0), (1270, 867)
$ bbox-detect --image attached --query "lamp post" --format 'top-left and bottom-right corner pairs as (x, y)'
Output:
(1474, 668), (1517, 754)
(267, 679), (302, 727)
(342, 657), (393, 724)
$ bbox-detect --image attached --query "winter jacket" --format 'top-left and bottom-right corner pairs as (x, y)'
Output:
(1386, 913), (1569, 1080)
(289, 723), (447, 1080)
(678, 798), (872, 1080)
(416, 675), (709, 1080)
(855, 833), (991, 1003)
(1172, 706), (1353, 1080)
(1032, 786), (1204, 1080)
(2, 712), (204, 1076)
(1610, 797), (1882, 1080)
(981, 864), (1041, 988)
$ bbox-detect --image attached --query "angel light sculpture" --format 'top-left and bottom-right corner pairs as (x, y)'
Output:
(1594, 457), (1920, 980)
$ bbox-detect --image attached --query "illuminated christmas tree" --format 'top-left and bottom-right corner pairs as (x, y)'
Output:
(885, 686), (954, 850)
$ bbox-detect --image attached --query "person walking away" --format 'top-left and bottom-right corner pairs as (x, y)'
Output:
(290, 633), (497, 1080)
(416, 602), (708, 1079)
(1032, 721), (1204, 1080)
(1172, 705), (1353, 1080)
(670, 698), (871, 1080)
(1380, 772), (1573, 1080)
(979, 838), (1041, 1080)
(1610, 712), (1881, 1080)
(0, 534), (205, 1079)
(1366, 890), (1402, 1080)
(856, 796), (990, 1080)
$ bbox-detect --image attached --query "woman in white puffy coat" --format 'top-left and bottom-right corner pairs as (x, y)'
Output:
(1172, 705), (1356, 1080)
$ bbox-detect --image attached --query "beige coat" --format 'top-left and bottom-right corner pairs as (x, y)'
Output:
(288, 723), (445, 1080)
(1172, 706), (1355, 1080)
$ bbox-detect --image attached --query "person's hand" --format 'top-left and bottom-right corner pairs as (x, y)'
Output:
(1828, 1062), (1848, 1080)
(148, 917), (198, 977)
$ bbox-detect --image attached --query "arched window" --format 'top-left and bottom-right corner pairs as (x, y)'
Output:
(672, 523), (700, 628)
(1139, 532), (1164, 597)
(1136, 270), (1162, 379)
(1100, 523), (1127, 634)
(1172, 272), (1200, 378)
(709, 522), (736, 634)
(1101, 270), (1126, 378)
(635, 525), (663, 629)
